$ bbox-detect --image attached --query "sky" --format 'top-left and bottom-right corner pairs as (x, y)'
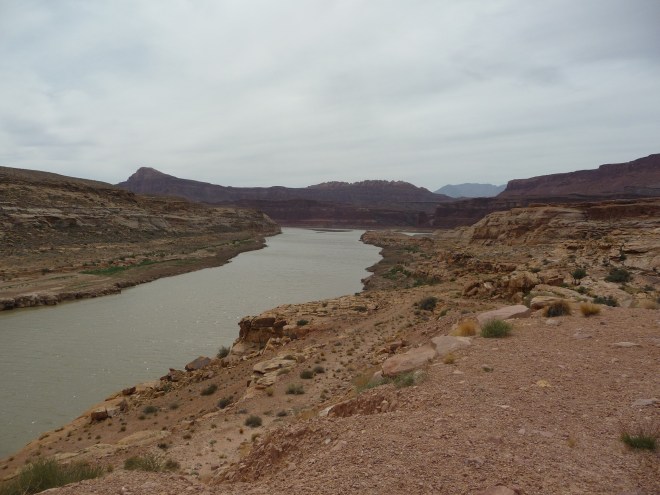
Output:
(0, 1), (659, 190)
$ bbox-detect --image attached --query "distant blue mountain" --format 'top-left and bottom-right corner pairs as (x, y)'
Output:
(434, 183), (506, 198)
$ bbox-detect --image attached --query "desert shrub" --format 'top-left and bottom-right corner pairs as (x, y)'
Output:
(593, 295), (618, 307)
(217, 397), (232, 409)
(450, 319), (478, 337)
(576, 286), (589, 295)
(285, 384), (305, 395)
(543, 300), (572, 317)
(163, 460), (180, 471)
(312, 365), (325, 374)
(480, 319), (512, 338)
(296, 319), (309, 327)
(605, 267), (631, 283)
(417, 296), (438, 311)
(0, 458), (103, 495)
(200, 384), (218, 396)
(620, 423), (658, 451)
(124, 453), (162, 472)
(443, 353), (456, 364)
(142, 405), (158, 415)
(217, 346), (230, 359)
(393, 371), (424, 388)
(299, 369), (314, 379)
(579, 302), (601, 317)
(244, 415), (262, 428)
(571, 267), (587, 284)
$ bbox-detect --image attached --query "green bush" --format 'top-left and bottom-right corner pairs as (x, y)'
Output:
(296, 319), (309, 327)
(285, 384), (305, 395)
(393, 371), (420, 388)
(593, 295), (618, 307)
(621, 427), (657, 451)
(417, 296), (438, 311)
(480, 319), (512, 338)
(605, 267), (631, 283)
(217, 397), (232, 409)
(244, 415), (263, 428)
(217, 346), (230, 359)
(299, 370), (314, 379)
(200, 384), (218, 396)
(544, 300), (572, 317)
(0, 459), (103, 495)
(571, 267), (587, 283)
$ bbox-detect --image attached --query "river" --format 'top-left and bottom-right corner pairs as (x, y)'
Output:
(0, 228), (381, 458)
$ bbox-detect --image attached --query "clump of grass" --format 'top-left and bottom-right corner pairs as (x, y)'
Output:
(579, 302), (601, 317)
(285, 384), (305, 395)
(605, 267), (631, 283)
(217, 397), (232, 409)
(299, 369), (314, 379)
(543, 300), (572, 317)
(296, 319), (309, 327)
(217, 346), (230, 359)
(244, 415), (262, 428)
(142, 405), (158, 415)
(417, 296), (438, 311)
(200, 384), (218, 396)
(450, 319), (478, 337)
(443, 353), (456, 364)
(163, 460), (180, 471)
(480, 319), (512, 338)
(393, 371), (424, 388)
(620, 423), (658, 451)
(0, 458), (103, 495)
(593, 295), (618, 307)
(312, 365), (325, 374)
(123, 453), (162, 472)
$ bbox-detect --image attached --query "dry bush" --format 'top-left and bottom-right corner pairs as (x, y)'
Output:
(450, 319), (478, 337)
(579, 302), (601, 317)
(543, 299), (572, 317)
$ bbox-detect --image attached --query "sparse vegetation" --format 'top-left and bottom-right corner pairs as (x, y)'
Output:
(217, 397), (232, 409)
(296, 319), (309, 327)
(450, 319), (478, 337)
(217, 346), (230, 359)
(313, 365), (325, 374)
(0, 458), (103, 495)
(142, 405), (158, 415)
(605, 267), (631, 283)
(620, 423), (658, 451)
(571, 267), (587, 284)
(123, 453), (178, 472)
(579, 302), (601, 317)
(201, 384), (218, 396)
(443, 353), (456, 364)
(244, 415), (263, 428)
(417, 296), (438, 311)
(593, 295), (618, 307)
(393, 371), (424, 388)
(300, 369), (314, 379)
(286, 384), (305, 395)
(480, 319), (512, 338)
(544, 300), (572, 317)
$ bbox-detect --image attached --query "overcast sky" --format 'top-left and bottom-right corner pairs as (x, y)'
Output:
(1, 1), (659, 189)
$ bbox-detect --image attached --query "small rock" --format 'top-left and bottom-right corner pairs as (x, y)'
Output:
(545, 319), (561, 326)
(185, 356), (212, 371)
(611, 342), (641, 348)
(477, 305), (531, 324)
(632, 398), (658, 407)
(121, 386), (136, 396)
(382, 345), (437, 377)
(573, 332), (592, 340)
(482, 364), (494, 372)
(536, 380), (551, 388)
(90, 409), (109, 422)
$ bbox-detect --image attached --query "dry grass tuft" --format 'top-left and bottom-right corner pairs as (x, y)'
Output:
(543, 299), (572, 317)
(450, 319), (478, 337)
(579, 302), (601, 317)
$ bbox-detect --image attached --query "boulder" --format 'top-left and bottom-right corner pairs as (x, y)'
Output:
(121, 386), (136, 396)
(477, 305), (531, 324)
(529, 296), (561, 310)
(253, 357), (297, 374)
(90, 409), (109, 422)
(185, 356), (212, 371)
(382, 345), (437, 377)
(431, 335), (471, 356)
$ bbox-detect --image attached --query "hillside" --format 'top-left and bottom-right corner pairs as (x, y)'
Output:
(118, 168), (451, 228)
(0, 166), (280, 310)
(433, 154), (660, 227)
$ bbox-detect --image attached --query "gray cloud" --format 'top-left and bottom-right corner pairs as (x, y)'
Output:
(0, 0), (658, 189)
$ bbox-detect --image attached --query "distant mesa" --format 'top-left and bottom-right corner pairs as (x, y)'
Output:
(434, 183), (505, 198)
(118, 168), (452, 228)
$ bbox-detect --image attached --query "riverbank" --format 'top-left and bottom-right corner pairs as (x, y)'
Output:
(0, 232), (275, 311)
(2, 200), (659, 494)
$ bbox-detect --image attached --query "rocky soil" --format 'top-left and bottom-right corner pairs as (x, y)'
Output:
(1, 199), (658, 495)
